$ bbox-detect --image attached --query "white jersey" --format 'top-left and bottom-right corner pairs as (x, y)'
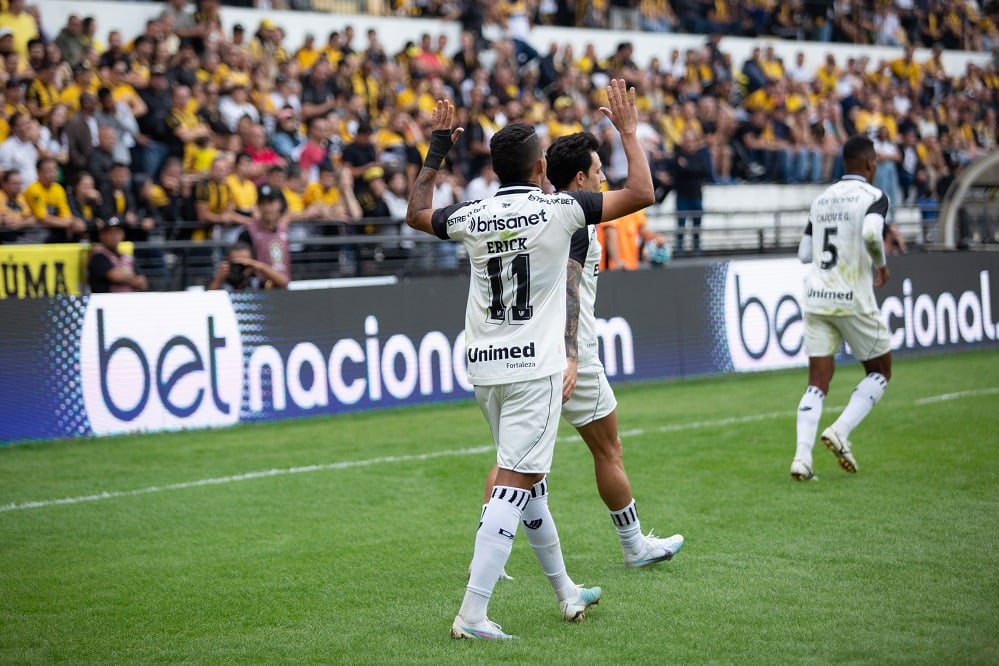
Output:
(803, 175), (889, 317)
(432, 183), (603, 385)
(568, 225), (604, 371)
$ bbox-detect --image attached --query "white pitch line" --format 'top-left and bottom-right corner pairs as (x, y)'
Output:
(3, 387), (996, 514)
(4, 410), (792, 514)
(0, 446), (491, 514)
(913, 387), (999, 405)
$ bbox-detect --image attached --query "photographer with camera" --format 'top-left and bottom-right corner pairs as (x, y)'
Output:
(207, 242), (289, 291)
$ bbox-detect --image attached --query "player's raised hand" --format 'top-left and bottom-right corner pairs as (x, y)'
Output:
(423, 99), (464, 171)
(431, 99), (465, 145)
(598, 79), (638, 136)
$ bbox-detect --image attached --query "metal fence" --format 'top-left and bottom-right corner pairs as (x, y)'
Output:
(130, 202), (945, 291)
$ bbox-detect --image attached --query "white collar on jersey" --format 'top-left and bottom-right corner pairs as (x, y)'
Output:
(495, 182), (543, 196)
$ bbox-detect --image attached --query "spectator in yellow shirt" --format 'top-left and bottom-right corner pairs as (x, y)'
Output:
(815, 53), (840, 95)
(295, 33), (321, 72)
(0, 0), (39, 58)
(103, 60), (148, 118)
(24, 157), (87, 242)
(59, 63), (98, 112)
(889, 46), (922, 89)
(303, 163), (362, 221)
(0, 168), (44, 243)
(25, 60), (59, 123)
(226, 152), (259, 220)
(547, 96), (585, 140)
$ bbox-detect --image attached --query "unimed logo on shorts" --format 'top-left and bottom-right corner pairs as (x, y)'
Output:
(80, 292), (243, 436)
(723, 259), (809, 372)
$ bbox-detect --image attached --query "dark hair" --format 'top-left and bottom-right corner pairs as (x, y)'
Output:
(157, 156), (182, 180)
(228, 241), (252, 258)
(546, 132), (599, 191)
(69, 170), (92, 188)
(842, 134), (875, 165)
(489, 123), (541, 185)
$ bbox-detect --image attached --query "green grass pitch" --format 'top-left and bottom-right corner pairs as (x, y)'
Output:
(1, 349), (997, 664)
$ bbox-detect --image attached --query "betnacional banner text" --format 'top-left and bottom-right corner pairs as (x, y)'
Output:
(1, 252), (996, 443)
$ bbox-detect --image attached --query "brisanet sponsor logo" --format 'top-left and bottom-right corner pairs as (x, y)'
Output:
(723, 260), (998, 372)
(80, 292), (243, 435)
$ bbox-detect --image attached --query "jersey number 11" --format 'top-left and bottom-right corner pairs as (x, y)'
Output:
(487, 253), (533, 324)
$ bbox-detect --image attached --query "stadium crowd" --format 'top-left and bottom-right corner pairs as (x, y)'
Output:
(0, 0), (996, 287)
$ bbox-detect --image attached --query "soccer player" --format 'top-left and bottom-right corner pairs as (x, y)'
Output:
(481, 131), (684, 569)
(406, 80), (654, 640)
(790, 134), (893, 481)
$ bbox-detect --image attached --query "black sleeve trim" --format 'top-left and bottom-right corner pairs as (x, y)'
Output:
(430, 200), (475, 240)
(568, 228), (588, 266)
(568, 190), (603, 226)
(867, 192), (890, 220)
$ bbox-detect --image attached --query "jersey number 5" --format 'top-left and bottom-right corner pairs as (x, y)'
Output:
(486, 254), (533, 323)
(820, 227), (838, 270)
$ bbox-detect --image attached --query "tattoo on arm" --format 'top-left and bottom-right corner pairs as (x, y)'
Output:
(565, 260), (582, 360)
(405, 166), (438, 228)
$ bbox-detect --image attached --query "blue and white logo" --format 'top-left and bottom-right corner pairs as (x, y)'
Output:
(80, 292), (243, 435)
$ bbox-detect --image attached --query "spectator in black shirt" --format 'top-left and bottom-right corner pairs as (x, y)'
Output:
(87, 125), (117, 190)
(136, 65), (172, 178)
(87, 217), (147, 293)
(150, 157), (196, 241)
(667, 129), (711, 256)
(300, 57), (338, 122)
(67, 171), (103, 241)
(340, 121), (380, 184)
(100, 162), (151, 243)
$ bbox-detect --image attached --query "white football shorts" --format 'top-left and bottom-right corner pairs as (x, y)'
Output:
(561, 365), (618, 428)
(474, 372), (562, 474)
(804, 311), (892, 361)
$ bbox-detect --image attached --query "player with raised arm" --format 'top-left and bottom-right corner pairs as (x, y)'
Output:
(482, 131), (683, 569)
(406, 80), (654, 640)
(791, 134), (893, 481)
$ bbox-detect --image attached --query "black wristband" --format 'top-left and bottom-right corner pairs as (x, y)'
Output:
(423, 129), (453, 170)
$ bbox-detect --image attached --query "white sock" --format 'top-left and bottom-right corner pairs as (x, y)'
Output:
(460, 486), (529, 623)
(520, 477), (577, 603)
(833, 373), (888, 440)
(795, 386), (825, 465)
(610, 500), (643, 554)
